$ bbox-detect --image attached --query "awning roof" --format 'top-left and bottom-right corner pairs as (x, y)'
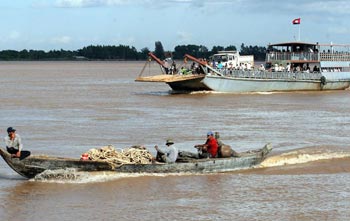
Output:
(269, 42), (317, 47)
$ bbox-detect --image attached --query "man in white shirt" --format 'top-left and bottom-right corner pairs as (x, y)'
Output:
(4, 127), (23, 158)
(154, 139), (178, 163)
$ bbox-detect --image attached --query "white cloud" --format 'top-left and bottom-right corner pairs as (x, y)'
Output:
(328, 27), (350, 35)
(176, 31), (192, 44)
(51, 36), (72, 44)
(112, 35), (136, 46)
(9, 31), (21, 40)
(306, 1), (350, 15)
(53, 0), (239, 8)
(125, 36), (136, 45)
(51, 0), (350, 13)
(54, 0), (133, 8)
(0, 31), (21, 43)
(278, 0), (350, 15)
(55, 0), (98, 7)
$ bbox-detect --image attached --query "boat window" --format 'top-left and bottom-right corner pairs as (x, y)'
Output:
(221, 55), (228, 62)
(213, 55), (228, 62)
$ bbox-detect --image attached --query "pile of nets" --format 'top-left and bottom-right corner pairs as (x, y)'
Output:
(84, 145), (153, 167)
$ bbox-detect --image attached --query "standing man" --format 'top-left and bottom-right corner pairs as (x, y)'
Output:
(194, 131), (218, 158)
(154, 139), (178, 163)
(4, 127), (23, 158)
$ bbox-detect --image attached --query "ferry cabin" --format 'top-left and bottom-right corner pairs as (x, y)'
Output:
(266, 42), (350, 75)
(210, 51), (254, 70)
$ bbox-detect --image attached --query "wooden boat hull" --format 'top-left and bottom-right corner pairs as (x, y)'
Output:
(0, 148), (113, 178)
(0, 144), (272, 179)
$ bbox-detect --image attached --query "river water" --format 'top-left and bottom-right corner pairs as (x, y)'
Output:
(0, 61), (349, 221)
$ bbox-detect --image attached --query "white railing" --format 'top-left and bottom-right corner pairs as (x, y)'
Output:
(320, 52), (350, 61)
(267, 52), (350, 62)
(266, 52), (319, 62)
(212, 69), (323, 81)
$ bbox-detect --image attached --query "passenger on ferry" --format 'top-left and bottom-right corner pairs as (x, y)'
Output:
(191, 62), (196, 71)
(217, 61), (224, 69)
(195, 65), (204, 74)
(211, 61), (216, 68)
(279, 64), (285, 72)
(246, 63), (252, 70)
(239, 63), (245, 70)
(259, 64), (265, 71)
(163, 60), (170, 74)
(286, 63), (291, 72)
(228, 62), (234, 70)
(180, 67), (188, 75)
(170, 61), (177, 74)
(305, 64), (310, 73)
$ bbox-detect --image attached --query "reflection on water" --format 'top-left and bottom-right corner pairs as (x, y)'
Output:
(0, 61), (350, 220)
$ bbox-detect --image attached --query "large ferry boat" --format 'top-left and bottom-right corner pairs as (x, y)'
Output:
(136, 42), (350, 93)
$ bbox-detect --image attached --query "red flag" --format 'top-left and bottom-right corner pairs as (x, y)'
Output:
(292, 18), (301, 25)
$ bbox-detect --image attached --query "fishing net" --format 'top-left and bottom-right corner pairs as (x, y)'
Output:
(85, 145), (153, 166)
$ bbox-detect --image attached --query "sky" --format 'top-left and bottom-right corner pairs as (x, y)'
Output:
(0, 0), (350, 51)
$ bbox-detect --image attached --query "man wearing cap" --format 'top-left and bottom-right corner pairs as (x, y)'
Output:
(154, 139), (178, 163)
(194, 131), (218, 158)
(4, 127), (23, 158)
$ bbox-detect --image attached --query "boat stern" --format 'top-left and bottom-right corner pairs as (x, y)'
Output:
(262, 143), (273, 158)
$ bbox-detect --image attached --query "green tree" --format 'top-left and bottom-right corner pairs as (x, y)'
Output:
(240, 43), (266, 61)
(225, 45), (237, 51)
(0, 42), (266, 61)
(173, 44), (209, 59)
(210, 46), (225, 54)
(154, 41), (165, 59)
(140, 47), (150, 59)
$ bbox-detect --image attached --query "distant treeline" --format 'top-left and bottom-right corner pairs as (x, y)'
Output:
(0, 41), (266, 61)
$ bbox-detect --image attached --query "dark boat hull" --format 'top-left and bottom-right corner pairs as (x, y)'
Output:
(167, 76), (210, 91)
(0, 144), (272, 179)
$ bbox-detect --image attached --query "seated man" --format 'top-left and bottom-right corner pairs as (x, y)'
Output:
(4, 127), (30, 159)
(194, 131), (218, 158)
(154, 139), (178, 163)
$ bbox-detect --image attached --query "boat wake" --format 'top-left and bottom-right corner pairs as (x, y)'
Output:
(32, 169), (145, 183)
(260, 148), (350, 168)
(32, 169), (199, 184)
(135, 91), (171, 96)
(33, 168), (84, 182)
(188, 90), (282, 95)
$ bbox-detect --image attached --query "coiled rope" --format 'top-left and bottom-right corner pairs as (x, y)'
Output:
(85, 145), (153, 167)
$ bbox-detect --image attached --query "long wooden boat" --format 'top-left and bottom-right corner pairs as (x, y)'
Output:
(0, 144), (272, 179)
